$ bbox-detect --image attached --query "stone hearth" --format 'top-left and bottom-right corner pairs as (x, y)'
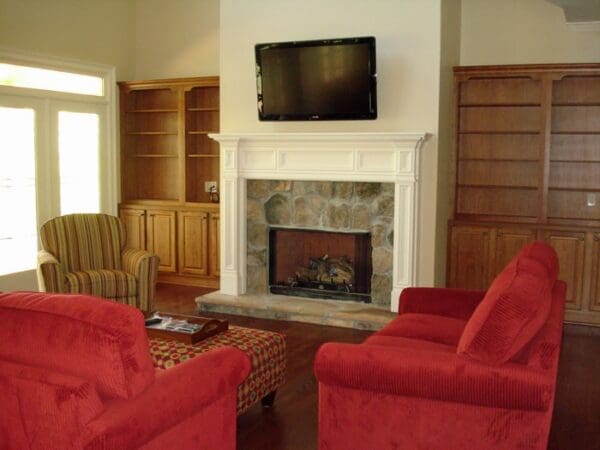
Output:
(199, 291), (395, 330)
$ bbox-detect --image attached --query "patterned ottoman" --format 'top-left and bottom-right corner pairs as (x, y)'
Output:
(149, 326), (286, 415)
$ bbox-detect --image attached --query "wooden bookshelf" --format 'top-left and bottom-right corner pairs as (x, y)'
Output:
(118, 77), (221, 289)
(448, 64), (600, 326)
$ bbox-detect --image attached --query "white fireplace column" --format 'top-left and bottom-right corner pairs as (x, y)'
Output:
(209, 132), (428, 312)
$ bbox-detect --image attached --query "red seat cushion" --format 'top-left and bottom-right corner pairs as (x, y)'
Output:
(374, 313), (467, 347)
(457, 254), (554, 365)
(365, 335), (456, 353)
(0, 292), (155, 399)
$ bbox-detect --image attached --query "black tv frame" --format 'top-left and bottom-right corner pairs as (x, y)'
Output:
(255, 36), (377, 121)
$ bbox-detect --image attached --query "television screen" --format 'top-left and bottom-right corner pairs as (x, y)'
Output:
(255, 37), (377, 121)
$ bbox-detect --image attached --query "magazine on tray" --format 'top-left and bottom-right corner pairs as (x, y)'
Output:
(145, 314), (201, 334)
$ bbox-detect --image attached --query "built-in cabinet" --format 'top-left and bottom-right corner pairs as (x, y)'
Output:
(448, 64), (600, 326)
(118, 77), (220, 288)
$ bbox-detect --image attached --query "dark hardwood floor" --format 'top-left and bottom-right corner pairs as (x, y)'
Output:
(154, 284), (600, 450)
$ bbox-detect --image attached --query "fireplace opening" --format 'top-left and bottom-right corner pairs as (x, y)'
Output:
(268, 227), (372, 302)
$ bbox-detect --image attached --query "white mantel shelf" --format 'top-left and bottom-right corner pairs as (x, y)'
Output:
(209, 132), (429, 312)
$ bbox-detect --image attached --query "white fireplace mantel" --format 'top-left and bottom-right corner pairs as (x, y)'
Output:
(209, 132), (428, 312)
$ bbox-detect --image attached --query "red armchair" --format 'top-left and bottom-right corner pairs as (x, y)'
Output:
(315, 241), (565, 450)
(0, 292), (250, 450)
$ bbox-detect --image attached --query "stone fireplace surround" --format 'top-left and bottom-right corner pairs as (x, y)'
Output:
(247, 180), (391, 304)
(203, 132), (427, 317)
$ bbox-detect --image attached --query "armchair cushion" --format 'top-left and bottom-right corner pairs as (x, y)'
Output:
(372, 313), (467, 346)
(0, 292), (155, 400)
(457, 253), (554, 365)
(65, 270), (137, 298)
(399, 287), (486, 320)
(365, 335), (456, 353)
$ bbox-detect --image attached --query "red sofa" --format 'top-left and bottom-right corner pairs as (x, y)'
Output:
(315, 241), (565, 450)
(0, 292), (250, 450)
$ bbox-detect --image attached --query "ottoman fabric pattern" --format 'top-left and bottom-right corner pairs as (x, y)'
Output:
(149, 326), (286, 414)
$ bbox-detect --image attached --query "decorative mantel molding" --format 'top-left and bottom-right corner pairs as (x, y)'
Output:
(209, 132), (428, 312)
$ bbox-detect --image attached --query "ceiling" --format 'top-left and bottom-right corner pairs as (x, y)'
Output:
(546, 0), (600, 22)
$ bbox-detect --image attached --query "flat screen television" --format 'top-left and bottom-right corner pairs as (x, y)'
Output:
(255, 36), (377, 121)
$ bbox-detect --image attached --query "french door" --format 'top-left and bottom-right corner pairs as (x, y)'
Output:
(0, 95), (105, 281)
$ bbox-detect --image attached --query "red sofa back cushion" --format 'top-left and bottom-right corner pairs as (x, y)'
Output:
(0, 292), (155, 399)
(511, 241), (559, 281)
(457, 242), (557, 365)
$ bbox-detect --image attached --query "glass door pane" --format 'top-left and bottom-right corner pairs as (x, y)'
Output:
(58, 111), (100, 214)
(0, 106), (37, 275)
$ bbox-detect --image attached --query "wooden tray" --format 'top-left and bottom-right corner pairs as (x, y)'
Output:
(145, 312), (228, 344)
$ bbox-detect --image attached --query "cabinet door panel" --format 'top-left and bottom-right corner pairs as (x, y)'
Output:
(493, 227), (537, 278)
(448, 225), (492, 290)
(541, 231), (585, 310)
(146, 210), (177, 273)
(119, 207), (146, 250)
(589, 234), (600, 312)
(209, 213), (220, 276)
(178, 211), (209, 276)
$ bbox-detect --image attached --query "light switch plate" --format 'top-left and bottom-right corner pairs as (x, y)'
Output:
(587, 193), (596, 207)
(205, 181), (217, 193)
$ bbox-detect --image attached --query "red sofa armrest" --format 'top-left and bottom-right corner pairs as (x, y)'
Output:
(84, 346), (250, 449)
(399, 287), (486, 320)
(314, 342), (554, 412)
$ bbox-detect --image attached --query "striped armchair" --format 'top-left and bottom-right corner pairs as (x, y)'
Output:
(36, 214), (159, 311)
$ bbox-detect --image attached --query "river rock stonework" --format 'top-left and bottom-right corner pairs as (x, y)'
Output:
(246, 180), (395, 306)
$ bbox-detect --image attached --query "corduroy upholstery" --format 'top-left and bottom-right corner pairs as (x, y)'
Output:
(37, 214), (159, 311)
(0, 292), (251, 450)
(315, 241), (565, 450)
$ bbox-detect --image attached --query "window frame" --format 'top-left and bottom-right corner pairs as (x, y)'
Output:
(0, 48), (118, 218)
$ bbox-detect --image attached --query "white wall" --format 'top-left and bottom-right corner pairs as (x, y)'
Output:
(133, 0), (219, 80)
(220, 0), (444, 286)
(435, 0), (461, 286)
(461, 0), (600, 65)
(0, 0), (136, 79)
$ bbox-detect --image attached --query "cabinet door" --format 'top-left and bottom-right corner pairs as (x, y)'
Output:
(209, 212), (220, 276)
(589, 234), (600, 312)
(119, 207), (146, 250)
(492, 227), (537, 278)
(146, 210), (177, 273)
(448, 225), (492, 290)
(178, 210), (209, 276)
(541, 230), (585, 311)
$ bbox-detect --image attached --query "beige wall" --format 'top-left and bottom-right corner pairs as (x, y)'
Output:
(435, 0), (461, 286)
(220, 0), (444, 286)
(0, 0), (136, 79)
(461, 0), (600, 65)
(133, 0), (219, 80)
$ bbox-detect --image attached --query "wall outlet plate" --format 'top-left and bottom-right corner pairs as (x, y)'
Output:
(587, 193), (596, 207)
(205, 181), (217, 193)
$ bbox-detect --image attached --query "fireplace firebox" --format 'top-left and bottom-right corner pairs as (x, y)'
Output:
(269, 227), (372, 302)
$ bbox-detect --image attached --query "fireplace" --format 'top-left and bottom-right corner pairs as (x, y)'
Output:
(269, 227), (372, 302)
(209, 132), (427, 312)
